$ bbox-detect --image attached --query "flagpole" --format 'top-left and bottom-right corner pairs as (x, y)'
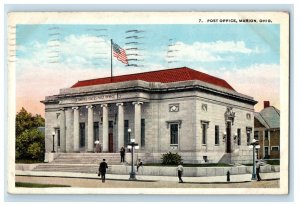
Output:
(111, 39), (113, 83)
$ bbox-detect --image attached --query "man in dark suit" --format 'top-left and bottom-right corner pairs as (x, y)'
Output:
(99, 159), (108, 183)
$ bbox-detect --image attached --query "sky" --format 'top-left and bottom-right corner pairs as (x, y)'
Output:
(14, 24), (280, 116)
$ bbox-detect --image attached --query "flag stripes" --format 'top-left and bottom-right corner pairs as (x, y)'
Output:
(112, 41), (128, 64)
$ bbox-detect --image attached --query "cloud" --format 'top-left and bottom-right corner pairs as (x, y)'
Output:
(17, 35), (111, 69)
(210, 64), (280, 112)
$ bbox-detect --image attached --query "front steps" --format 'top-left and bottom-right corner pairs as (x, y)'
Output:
(33, 153), (125, 174)
(50, 153), (123, 165)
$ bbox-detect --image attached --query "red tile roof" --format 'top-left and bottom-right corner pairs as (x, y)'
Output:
(71, 67), (235, 91)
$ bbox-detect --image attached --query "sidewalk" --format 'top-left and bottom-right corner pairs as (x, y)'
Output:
(15, 170), (280, 183)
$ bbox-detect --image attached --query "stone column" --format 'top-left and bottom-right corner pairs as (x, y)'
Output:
(59, 108), (66, 152)
(65, 108), (73, 152)
(72, 107), (79, 152)
(101, 104), (108, 152)
(87, 105), (94, 152)
(133, 101), (143, 147)
(117, 103), (124, 149)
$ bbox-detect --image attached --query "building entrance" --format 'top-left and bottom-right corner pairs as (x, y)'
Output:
(109, 121), (114, 152)
(226, 121), (232, 153)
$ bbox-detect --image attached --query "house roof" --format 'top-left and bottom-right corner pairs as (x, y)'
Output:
(254, 106), (280, 129)
(71, 67), (235, 91)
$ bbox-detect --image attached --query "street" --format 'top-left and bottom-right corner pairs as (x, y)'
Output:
(15, 175), (279, 188)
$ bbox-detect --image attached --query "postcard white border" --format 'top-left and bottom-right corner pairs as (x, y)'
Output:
(7, 11), (289, 195)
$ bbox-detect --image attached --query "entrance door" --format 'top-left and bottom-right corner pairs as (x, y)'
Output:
(109, 121), (114, 152)
(79, 122), (85, 148)
(109, 133), (113, 152)
(226, 121), (231, 153)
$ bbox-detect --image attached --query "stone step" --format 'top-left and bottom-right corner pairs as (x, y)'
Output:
(49, 153), (126, 166)
(32, 164), (117, 174)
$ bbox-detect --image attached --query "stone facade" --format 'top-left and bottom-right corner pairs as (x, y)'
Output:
(42, 69), (257, 164)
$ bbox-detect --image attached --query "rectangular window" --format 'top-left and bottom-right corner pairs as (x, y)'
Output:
(237, 128), (241, 145)
(264, 146), (269, 158)
(247, 128), (252, 145)
(272, 146), (279, 151)
(141, 119), (145, 148)
(215, 125), (219, 145)
(264, 130), (269, 140)
(202, 124), (207, 145)
(80, 123), (85, 147)
(170, 124), (179, 145)
(93, 122), (99, 142)
(124, 120), (129, 146)
(254, 131), (259, 140)
(57, 129), (60, 147)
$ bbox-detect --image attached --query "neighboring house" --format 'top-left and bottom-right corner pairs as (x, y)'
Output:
(254, 101), (280, 159)
(42, 67), (257, 164)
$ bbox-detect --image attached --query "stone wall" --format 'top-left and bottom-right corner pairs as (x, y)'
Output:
(109, 165), (279, 177)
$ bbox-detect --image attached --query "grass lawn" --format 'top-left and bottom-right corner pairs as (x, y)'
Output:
(243, 159), (280, 166)
(15, 182), (70, 188)
(265, 160), (280, 165)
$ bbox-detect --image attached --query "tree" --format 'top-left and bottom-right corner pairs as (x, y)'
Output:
(15, 108), (45, 161)
(16, 107), (45, 137)
(16, 128), (45, 160)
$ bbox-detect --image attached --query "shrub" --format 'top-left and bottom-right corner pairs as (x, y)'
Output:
(161, 152), (183, 165)
(16, 128), (45, 161)
(27, 142), (43, 159)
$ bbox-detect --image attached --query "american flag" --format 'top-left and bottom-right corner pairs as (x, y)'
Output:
(112, 41), (128, 64)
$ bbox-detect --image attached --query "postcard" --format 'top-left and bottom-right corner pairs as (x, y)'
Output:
(7, 11), (289, 195)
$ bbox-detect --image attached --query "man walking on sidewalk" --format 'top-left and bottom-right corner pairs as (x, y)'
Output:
(99, 159), (108, 183)
(177, 162), (184, 183)
(256, 160), (262, 181)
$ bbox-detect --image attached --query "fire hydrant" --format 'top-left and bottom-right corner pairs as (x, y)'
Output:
(226, 171), (230, 182)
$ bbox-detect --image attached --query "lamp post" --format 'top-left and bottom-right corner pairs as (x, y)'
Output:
(249, 139), (259, 180)
(51, 131), (56, 153)
(127, 128), (139, 180)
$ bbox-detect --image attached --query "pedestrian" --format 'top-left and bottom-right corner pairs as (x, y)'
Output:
(95, 140), (101, 153)
(99, 159), (108, 183)
(136, 158), (143, 172)
(256, 160), (261, 181)
(120, 146), (125, 163)
(177, 162), (184, 183)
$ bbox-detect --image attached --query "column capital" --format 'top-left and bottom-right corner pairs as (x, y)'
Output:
(101, 104), (108, 108)
(116, 102), (124, 107)
(132, 101), (143, 105)
(72, 106), (79, 110)
(86, 105), (94, 109)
